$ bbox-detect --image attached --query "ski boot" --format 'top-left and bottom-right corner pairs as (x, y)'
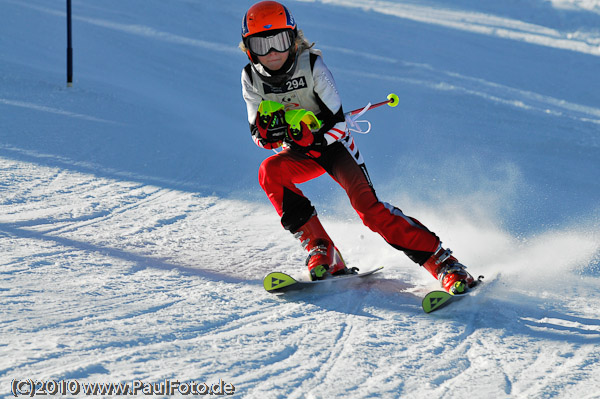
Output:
(293, 214), (348, 281)
(422, 245), (475, 295)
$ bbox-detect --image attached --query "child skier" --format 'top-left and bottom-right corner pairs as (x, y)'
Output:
(240, 1), (476, 294)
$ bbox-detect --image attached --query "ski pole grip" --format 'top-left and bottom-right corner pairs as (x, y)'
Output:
(258, 100), (284, 116)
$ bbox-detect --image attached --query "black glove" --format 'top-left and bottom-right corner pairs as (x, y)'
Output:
(255, 109), (287, 144)
(303, 131), (328, 158)
(285, 122), (328, 158)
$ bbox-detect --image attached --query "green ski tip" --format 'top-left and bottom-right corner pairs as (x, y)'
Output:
(422, 290), (455, 313)
(263, 272), (297, 292)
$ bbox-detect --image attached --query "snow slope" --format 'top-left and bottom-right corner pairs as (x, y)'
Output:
(1, 0), (599, 397)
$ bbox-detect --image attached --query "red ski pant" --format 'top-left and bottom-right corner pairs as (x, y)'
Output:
(258, 143), (441, 265)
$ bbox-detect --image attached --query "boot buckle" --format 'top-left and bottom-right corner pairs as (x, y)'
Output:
(434, 247), (453, 265)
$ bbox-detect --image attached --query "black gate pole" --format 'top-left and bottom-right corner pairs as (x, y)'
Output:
(67, 0), (73, 86)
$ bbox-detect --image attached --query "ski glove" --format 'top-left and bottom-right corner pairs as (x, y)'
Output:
(289, 130), (328, 158)
(255, 101), (288, 145)
(285, 121), (329, 158)
(284, 109), (327, 158)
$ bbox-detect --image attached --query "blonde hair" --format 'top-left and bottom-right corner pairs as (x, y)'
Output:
(239, 29), (314, 57)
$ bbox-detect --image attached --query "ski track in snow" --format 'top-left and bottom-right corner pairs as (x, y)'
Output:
(0, 99), (121, 125)
(301, 0), (600, 56)
(2, 0), (600, 398)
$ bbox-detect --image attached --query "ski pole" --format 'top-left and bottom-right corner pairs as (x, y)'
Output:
(345, 93), (399, 134)
(271, 92), (399, 151)
(346, 93), (399, 116)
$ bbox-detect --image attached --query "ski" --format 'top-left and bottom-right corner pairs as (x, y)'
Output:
(263, 266), (384, 293)
(422, 276), (484, 313)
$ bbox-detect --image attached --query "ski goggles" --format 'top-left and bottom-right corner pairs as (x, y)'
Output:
(247, 30), (295, 57)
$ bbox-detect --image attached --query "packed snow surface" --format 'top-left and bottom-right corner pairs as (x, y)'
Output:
(1, 0), (600, 398)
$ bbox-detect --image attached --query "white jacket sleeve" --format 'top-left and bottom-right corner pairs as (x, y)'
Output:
(311, 56), (347, 144)
(242, 67), (278, 149)
(241, 68), (262, 125)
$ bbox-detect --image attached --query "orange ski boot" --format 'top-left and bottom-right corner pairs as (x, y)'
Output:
(422, 246), (475, 295)
(293, 214), (348, 280)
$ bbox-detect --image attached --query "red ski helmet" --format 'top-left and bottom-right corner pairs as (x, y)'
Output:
(242, 1), (297, 62)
